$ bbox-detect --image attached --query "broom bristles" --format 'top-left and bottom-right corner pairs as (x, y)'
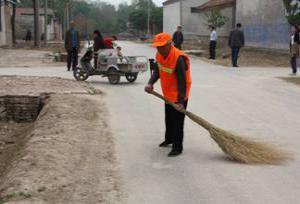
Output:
(209, 127), (291, 164)
(186, 111), (292, 164)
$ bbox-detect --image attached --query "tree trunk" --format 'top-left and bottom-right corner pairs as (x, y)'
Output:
(44, 0), (48, 45)
(33, 0), (40, 47)
(11, 0), (17, 46)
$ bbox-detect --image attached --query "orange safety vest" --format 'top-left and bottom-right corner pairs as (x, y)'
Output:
(156, 45), (192, 103)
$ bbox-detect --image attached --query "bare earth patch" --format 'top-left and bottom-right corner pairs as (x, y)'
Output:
(0, 76), (122, 203)
(0, 48), (64, 68)
(186, 45), (289, 68)
(0, 76), (98, 95)
(280, 77), (300, 86)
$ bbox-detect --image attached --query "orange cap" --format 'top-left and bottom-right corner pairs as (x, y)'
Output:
(152, 33), (172, 47)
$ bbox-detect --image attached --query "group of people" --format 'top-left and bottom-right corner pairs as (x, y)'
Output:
(209, 23), (245, 67)
(64, 21), (119, 71)
(172, 23), (245, 67)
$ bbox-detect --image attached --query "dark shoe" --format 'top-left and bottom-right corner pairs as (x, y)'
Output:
(159, 141), (172, 147)
(233, 65), (239, 67)
(168, 149), (182, 157)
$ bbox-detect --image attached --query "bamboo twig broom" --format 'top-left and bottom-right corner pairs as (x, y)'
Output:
(150, 90), (291, 164)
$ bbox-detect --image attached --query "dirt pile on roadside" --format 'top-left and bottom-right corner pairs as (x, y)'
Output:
(0, 76), (122, 203)
(0, 76), (97, 95)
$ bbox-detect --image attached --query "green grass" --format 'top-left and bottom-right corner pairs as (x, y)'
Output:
(0, 191), (32, 203)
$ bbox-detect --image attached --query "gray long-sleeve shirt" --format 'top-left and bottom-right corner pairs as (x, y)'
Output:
(228, 29), (245, 48)
(148, 56), (187, 105)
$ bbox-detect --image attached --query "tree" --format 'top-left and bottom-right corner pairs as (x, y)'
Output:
(11, 0), (17, 46)
(19, 0), (33, 7)
(129, 9), (148, 32)
(117, 3), (133, 31)
(204, 9), (229, 29)
(129, 0), (162, 34)
(283, 0), (300, 25)
(33, 0), (40, 47)
(151, 6), (163, 33)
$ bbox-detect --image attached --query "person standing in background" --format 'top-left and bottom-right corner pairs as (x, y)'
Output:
(290, 25), (300, 75)
(25, 30), (32, 42)
(209, 26), (217, 60)
(65, 21), (80, 71)
(173, 26), (184, 50)
(228, 23), (245, 67)
(93, 30), (106, 68)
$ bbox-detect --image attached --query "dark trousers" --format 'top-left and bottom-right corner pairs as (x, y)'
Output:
(174, 43), (182, 50)
(165, 100), (188, 151)
(209, 40), (217, 59)
(231, 47), (240, 67)
(67, 48), (78, 71)
(94, 54), (98, 69)
(291, 55), (297, 74)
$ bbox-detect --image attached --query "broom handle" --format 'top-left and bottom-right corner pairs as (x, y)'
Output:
(150, 90), (215, 131)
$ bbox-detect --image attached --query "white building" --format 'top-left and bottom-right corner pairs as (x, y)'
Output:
(163, 0), (235, 45)
(163, 0), (290, 49)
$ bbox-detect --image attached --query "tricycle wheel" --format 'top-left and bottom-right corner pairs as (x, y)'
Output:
(125, 73), (138, 83)
(108, 67), (120, 84)
(73, 67), (89, 81)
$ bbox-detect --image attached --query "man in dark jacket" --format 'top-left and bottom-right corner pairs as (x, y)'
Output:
(228, 23), (245, 67)
(65, 21), (80, 71)
(173, 26), (184, 50)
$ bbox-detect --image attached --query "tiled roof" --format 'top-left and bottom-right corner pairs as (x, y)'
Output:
(193, 0), (235, 12)
(163, 0), (182, 6)
(16, 8), (54, 16)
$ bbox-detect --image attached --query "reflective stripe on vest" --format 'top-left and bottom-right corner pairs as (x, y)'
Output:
(158, 63), (175, 74)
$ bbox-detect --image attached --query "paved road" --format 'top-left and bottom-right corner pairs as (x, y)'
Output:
(1, 42), (300, 204)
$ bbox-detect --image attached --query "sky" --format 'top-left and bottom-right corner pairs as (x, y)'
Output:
(96, 0), (165, 7)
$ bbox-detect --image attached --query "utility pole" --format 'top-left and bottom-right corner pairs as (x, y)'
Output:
(11, 0), (17, 46)
(65, 1), (70, 31)
(147, 0), (150, 35)
(33, 0), (40, 47)
(44, 0), (48, 46)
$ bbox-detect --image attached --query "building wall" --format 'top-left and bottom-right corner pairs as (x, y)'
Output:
(16, 15), (41, 39)
(0, 4), (12, 46)
(4, 4), (12, 46)
(0, 5), (6, 46)
(16, 15), (59, 40)
(163, 1), (181, 34)
(182, 1), (233, 39)
(163, 0), (233, 41)
(236, 0), (290, 49)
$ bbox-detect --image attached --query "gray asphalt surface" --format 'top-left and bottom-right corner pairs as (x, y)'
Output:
(1, 41), (300, 204)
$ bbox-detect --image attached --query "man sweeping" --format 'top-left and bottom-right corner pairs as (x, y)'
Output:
(145, 33), (192, 157)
